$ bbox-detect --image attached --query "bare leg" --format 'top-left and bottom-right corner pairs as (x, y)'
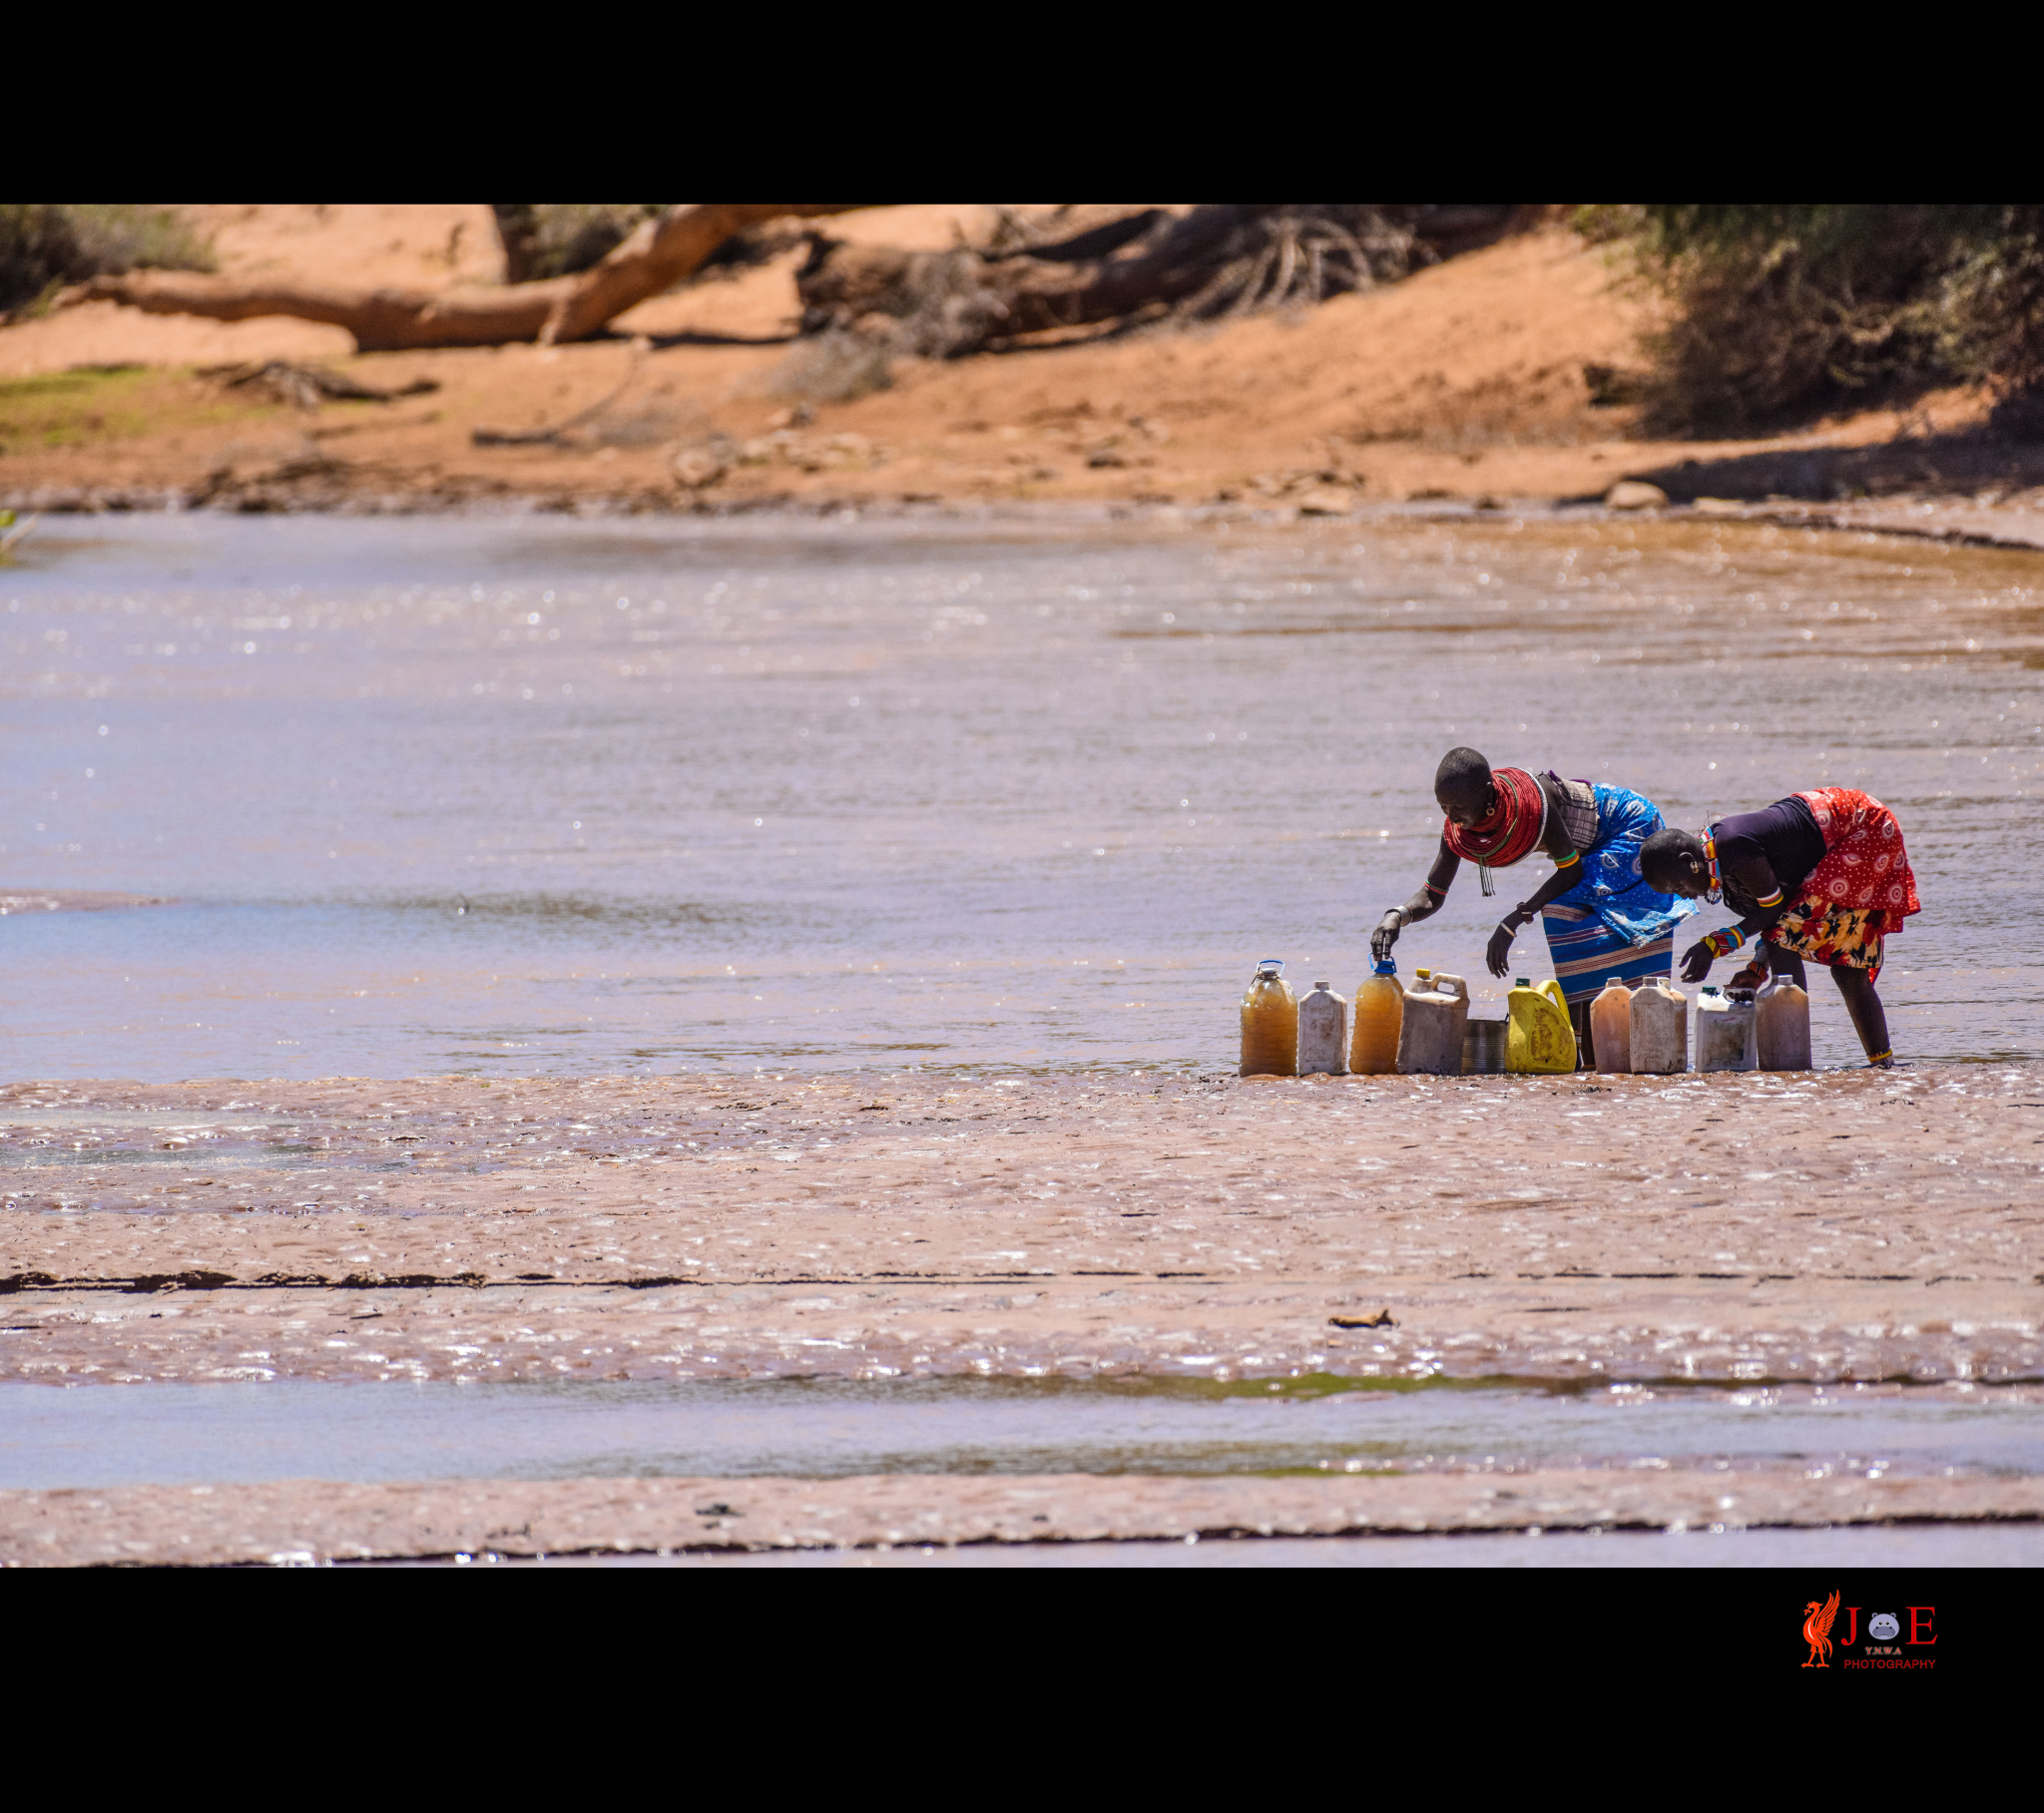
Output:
(1831, 965), (1891, 1064)
(1765, 944), (1808, 988)
(1568, 1000), (1598, 1071)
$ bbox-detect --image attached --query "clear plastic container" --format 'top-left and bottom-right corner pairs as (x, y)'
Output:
(1297, 980), (1347, 1076)
(1349, 959), (1403, 1076)
(1696, 985), (1758, 1073)
(1396, 969), (1469, 1076)
(1240, 959), (1298, 1077)
(1507, 977), (1577, 1074)
(1629, 977), (1689, 1074)
(1591, 977), (1633, 1075)
(1757, 975), (1812, 1071)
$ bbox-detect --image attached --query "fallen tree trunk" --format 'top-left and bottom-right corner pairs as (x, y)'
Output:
(56, 205), (871, 352)
(797, 205), (1538, 356)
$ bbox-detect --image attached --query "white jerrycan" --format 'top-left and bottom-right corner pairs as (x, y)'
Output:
(1629, 976), (1689, 1074)
(1696, 986), (1758, 1073)
(1396, 969), (1469, 1076)
(1296, 981), (1348, 1076)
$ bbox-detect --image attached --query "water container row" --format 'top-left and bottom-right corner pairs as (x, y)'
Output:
(1243, 961), (1811, 1077)
(1588, 975), (1811, 1074)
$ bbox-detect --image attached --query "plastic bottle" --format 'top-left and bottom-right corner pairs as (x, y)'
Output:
(1240, 959), (1298, 1077)
(1507, 977), (1577, 1074)
(1297, 980), (1347, 1076)
(1396, 969), (1469, 1076)
(1349, 959), (1403, 1076)
(1590, 977), (1633, 1075)
(1695, 985), (1758, 1073)
(1757, 975), (1811, 1071)
(1629, 977), (1689, 1074)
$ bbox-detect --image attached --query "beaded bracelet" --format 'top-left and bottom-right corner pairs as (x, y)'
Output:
(1702, 925), (1747, 959)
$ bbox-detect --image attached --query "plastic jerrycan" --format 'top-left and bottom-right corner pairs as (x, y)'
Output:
(1695, 985), (1758, 1073)
(1349, 959), (1403, 1076)
(1507, 977), (1577, 1073)
(1629, 977), (1689, 1074)
(1239, 959), (1298, 1077)
(1757, 975), (1812, 1071)
(1590, 978), (1633, 1075)
(1396, 968), (1469, 1076)
(1297, 981), (1348, 1076)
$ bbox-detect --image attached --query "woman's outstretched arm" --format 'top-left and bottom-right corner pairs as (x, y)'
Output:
(1371, 838), (1459, 961)
(1483, 846), (1583, 977)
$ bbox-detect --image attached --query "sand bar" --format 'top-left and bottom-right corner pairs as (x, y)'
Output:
(4, 1065), (2039, 1389)
(8, 1466), (2042, 1568)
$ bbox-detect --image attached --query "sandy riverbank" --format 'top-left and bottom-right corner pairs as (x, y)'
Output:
(7, 1064), (2039, 1563)
(8, 217), (2044, 529)
(6, 1065), (2038, 1388)
(10, 1464), (2041, 1568)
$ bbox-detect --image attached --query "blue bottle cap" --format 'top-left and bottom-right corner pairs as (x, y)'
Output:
(1373, 959), (1396, 976)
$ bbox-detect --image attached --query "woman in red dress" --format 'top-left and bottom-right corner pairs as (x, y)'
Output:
(1641, 787), (1921, 1067)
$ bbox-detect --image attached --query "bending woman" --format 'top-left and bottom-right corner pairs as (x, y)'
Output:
(1371, 748), (1697, 1067)
(1640, 787), (1921, 1068)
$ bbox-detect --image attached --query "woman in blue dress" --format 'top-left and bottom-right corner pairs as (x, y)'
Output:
(1371, 747), (1697, 1068)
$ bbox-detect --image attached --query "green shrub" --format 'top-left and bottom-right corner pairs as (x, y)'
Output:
(0, 205), (215, 314)
(1585, 204), (2044, 433)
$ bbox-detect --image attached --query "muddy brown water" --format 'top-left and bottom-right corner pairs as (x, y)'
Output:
(3, 509), (2039, 1078)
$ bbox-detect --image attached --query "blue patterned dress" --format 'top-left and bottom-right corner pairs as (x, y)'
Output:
(1538, 781), (1698, 1003)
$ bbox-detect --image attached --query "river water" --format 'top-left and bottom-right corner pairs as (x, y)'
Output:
(5, 1375), (2034, 1491)
(4, 508), (2040, 1079)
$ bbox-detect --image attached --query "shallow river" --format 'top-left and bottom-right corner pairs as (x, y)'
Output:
(4, 1375), (2032, 1491)
(4, 508), (2040, 1079)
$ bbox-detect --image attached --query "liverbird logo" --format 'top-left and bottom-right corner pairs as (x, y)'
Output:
(1802, 1590), (1842, 1667)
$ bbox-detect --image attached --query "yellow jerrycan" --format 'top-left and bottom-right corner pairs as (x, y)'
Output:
(1507, 977), (1577, 1074)
(1239, 958), (1298, 1077)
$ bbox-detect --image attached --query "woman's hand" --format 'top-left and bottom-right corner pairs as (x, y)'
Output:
(1486, 912), (1528, 978)
(1370, 911), (1404, 963)
(1680, 939), (1715, 984)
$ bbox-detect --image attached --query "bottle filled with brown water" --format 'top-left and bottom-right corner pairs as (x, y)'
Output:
(1757, 974), (1811, 1070)
(1591, 977), (1633, 1075)
(1349, 959), (1403, 1076)
(1240, 959), (1298, 1077)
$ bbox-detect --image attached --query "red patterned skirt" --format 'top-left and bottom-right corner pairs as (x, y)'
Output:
(1764, 788), (1920, 984)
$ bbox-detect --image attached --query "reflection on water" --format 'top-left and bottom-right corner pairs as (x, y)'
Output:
(1, 1375), (2033, 1491)
(3, 511), (2039, 1078)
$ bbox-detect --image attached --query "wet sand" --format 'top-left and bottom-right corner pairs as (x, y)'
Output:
(7, 1065), (2039, 1561)
(8, 1465), (2041, 1568)
(7, 1066), (2038, 1387)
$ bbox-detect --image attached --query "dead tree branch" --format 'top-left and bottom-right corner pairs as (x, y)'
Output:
(57, 206), (875, 352)
(797, 206), (1534, 358)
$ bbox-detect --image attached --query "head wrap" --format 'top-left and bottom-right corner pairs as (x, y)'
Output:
(1442, 765), (1546, 871)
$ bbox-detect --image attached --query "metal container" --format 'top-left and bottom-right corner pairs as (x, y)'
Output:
(1462, 1015), (1507, 1074)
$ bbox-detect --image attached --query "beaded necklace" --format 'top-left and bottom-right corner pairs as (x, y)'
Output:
(1701, 826), (1724, 905)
